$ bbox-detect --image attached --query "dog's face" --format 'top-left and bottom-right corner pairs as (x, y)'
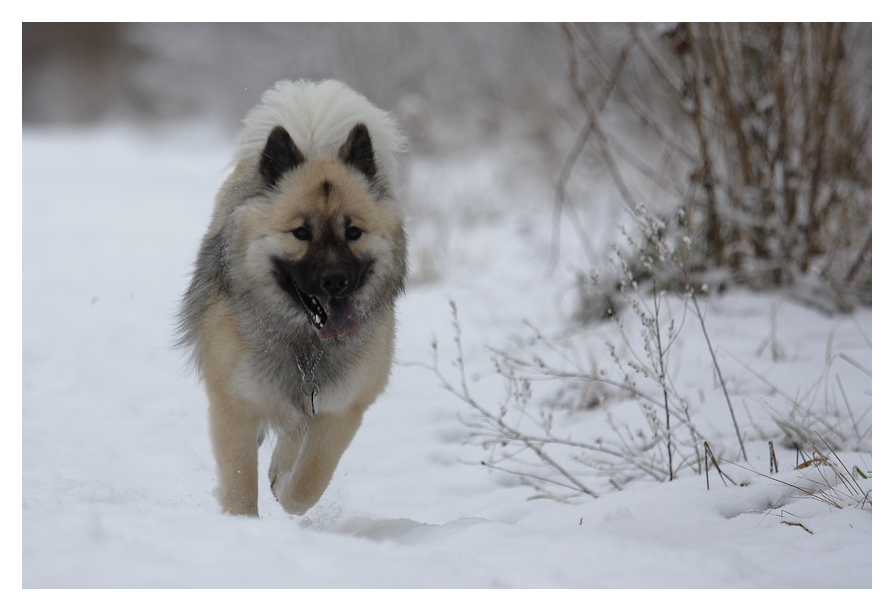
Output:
(233, 124), (404, 339)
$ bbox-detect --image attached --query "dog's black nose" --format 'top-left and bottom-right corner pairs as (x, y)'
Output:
(320, 269), (349, 295)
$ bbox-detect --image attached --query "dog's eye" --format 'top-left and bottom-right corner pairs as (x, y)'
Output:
(292, 227), (312, 241)
(346, 226), (363, 241)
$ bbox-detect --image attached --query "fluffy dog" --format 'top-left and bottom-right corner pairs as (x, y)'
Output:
(178, 80), (407, 516)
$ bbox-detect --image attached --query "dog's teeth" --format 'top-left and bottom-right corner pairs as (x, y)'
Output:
(314, 315), (322, 326)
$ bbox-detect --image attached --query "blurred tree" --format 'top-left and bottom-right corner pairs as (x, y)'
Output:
(561, 23), (871, 311)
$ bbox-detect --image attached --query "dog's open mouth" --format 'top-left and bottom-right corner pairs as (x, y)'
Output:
(295, 290), (360, 340)
(272, 258), (361, 340)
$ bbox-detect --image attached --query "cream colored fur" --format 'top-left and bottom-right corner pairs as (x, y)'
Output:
(178, 80), (407, 517)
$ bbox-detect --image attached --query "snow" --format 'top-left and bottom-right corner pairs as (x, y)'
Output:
(22, 125), (872, 591)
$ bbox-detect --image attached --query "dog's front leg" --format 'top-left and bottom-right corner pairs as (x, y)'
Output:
(207, 391), (261, 517)
(268, 427), (306, 502)
(276, 403), (366, 515)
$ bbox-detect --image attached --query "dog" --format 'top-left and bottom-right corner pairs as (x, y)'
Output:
(178, 80), (408, 516)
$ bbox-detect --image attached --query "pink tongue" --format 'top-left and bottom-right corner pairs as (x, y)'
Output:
(317, 297), (360, 340)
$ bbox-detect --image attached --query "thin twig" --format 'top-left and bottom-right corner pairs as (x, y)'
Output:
(704, 441), (737, 489)
(653, 290), (674, 480)
(692, 293), (748, 460)
(439, 302), (601, 500)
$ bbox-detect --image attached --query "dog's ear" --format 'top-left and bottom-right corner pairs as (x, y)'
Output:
(259, 126), (305, 188)
(338, 123), (377, 183)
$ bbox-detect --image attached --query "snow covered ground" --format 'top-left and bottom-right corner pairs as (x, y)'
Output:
(22, 125), (871, 590)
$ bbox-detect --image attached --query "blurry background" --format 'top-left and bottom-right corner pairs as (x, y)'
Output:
(23, 23), (571, 155)
(22, 22), (872, 307)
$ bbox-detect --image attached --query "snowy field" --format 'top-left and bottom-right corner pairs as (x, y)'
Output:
(22, 126), (871, 591)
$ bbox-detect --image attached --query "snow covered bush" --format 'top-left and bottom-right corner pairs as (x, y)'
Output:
(433, 223), (731, 498)
(560, 23), (871, 312)
(436, 183), (870, 502)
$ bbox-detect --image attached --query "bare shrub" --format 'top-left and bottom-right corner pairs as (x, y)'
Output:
(558, 23), (871, 311)
(435, 201), (869, 500)
(427, 278), (713, 499)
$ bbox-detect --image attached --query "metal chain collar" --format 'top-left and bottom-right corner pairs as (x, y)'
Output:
(295, 350), (322, 418)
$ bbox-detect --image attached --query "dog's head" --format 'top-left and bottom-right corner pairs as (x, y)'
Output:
(235, 123), (405, 339)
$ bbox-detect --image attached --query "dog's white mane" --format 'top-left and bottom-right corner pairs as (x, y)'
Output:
(235, 79), (406, 185)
